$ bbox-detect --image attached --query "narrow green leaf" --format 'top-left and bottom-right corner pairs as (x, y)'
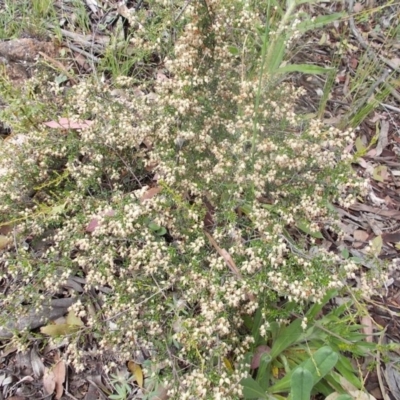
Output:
(355, 137), (366, 153)
(306, 289), (337, 321)
(290, 368), (313, 400)
(266, 35), (285, 74)
(270, 319), (303, 359)
(297, 13), (344, 32)
(240, 378), (268, 399)
(251, 307), (263, 344)
(277, 64), (333, 75)
(335, 356), (362, 390)
(256, 353), (272, 391)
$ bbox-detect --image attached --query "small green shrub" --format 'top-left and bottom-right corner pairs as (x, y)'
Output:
(240, 290), (376, 399)
(0, 0), (386, 398)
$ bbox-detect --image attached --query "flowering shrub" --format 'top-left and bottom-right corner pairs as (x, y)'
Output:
(0, 0), (376, 398)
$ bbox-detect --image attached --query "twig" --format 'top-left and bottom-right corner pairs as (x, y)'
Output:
(347, 0), (400, 107)
(175, 0), (193, 22)
(381, 103), (400, 113)
(66, 43), (100, 63)
(64, 389), (79, 400)
(102, 285), (172, 323)
(46, 24), (106, 53)
(204, 230), (256, 302)
(347, 68), (391, 118)
(348, 0), (399, 72)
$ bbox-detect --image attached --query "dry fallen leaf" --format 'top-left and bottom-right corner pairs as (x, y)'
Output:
(6, 397), (26, 400)
(375, 120), (389, 156)
(53, 359), (66, 399)
(43, 118), (94, 130)
(353, 2), (364, 12)
(386, 363), (400, 400)
(40, 311), (83, 337)
(43, 367), (56, 396)
(361, 315), (374, 342)
(353, 230), (369, 242)
(30, 348), (45, 379)
(372, 165), (388, 182)
(204, 231), (256, 301)
(349, 203), (400, 219)
(140, 187), (161, 202)
(382, 231), (400, 243)
(128, 361), (144, 388)
(0, 235), (12, 250)
(250, 345), (271, 369)
(85, 210), (115, 233)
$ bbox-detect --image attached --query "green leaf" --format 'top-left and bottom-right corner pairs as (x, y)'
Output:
(372, 165), (387, 182)
(270, 319), (303, 359)
(228, 46), (239, 55)
(350, 256), (363, 264)
(268, 321), (280, 343)
(266, 35), (286, 74)
(269, 346), (338, 393)
(243, 314), (254, 331)
(355, 137), (366, 153)
(322, 373), (346, 394)
(251, 307), (263, 343)
(240, 378), (268, 399)
(50, 201), (67, 215)
(277, 64), (333, 75)
(296, 220), (323, 239)
(256, 353), (272, 391)
(371, 235), (383, 255)
(55, 74), (68, 85)
(306, 289), (337, 321)
(155, 226), (167, 236)
(294, 346), (338, 382)
(148, 222), (167, 236)
(297, 13), (344, 32)
(335, 356), (362, 390)
(148, 222), (161, 231)
(66, 311), (84, 327)
(290, 367), (313, 400)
